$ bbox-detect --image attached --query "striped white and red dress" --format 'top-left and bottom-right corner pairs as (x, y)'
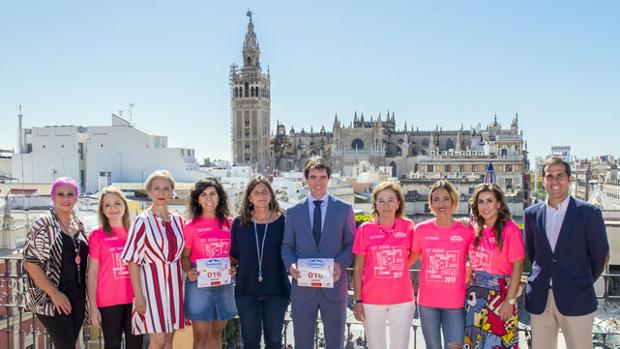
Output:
(121, 210), (186, 334)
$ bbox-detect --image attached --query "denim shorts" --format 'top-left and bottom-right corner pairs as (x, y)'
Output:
(184, 279), (237, 321)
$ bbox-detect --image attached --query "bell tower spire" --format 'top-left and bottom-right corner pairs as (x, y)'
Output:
(230, 11), (272, 173)
(243, 10), (260, 70)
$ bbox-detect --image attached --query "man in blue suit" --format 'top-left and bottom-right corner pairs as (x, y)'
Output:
(282, 156), (356, 349)
(524, 156), (609, 349)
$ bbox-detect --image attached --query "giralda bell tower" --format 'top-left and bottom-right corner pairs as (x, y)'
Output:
(230, 11), (271, 173)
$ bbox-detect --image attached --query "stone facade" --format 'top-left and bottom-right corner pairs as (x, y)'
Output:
(276, 113), (526, 174)
(273, 112), (531, 205)
(230, 12), (271, 173)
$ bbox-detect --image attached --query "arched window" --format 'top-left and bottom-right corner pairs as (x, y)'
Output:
(446, 138), (454, 150)
(351, 138), (364, 150)
(389, 161), (397, 177)
(244, 83), (249, 97)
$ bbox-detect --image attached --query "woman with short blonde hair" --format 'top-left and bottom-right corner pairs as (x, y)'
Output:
(410, 179), (474, 349)
(353, 181), (415, 349)
(122, 170), (186, 349)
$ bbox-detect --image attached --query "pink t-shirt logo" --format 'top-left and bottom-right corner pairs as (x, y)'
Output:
(184, 217), (233, 263)
(104, 236), (130, 280)
(450, 235), (464, 243)
(425, 248), (461, 284)
(111, 248), (129, 279)
(370, 245), (407, 279)
(197, 237), (231, 258)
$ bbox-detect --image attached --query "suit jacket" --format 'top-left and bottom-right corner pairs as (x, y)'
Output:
(281, 194), (356, 301)
(524, 196), (609, 316)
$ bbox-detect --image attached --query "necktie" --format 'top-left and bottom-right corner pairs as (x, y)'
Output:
(313, 200), (322, 245)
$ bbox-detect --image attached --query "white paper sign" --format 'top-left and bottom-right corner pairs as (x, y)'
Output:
(297, 258), (334, 288)
(196, 257), (231, 287)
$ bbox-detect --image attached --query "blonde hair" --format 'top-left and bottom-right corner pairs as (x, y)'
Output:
(97, 186), (131, 236)
(145, 170), (176, 192)
(371, 181), (406, 218)
(428, 180), (460, 214)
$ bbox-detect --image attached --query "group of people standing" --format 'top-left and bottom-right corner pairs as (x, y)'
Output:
(22, 171), (290, 349)
(21, 155), (608, 349)
(350, 176), (524, 349)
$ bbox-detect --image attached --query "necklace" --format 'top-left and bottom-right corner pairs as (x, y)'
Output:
(58, 216), (82, 284)
(152, 209), (171, 222)
(58, 217), (77, 236)
(252, 211), (272, 283)
(378, 220), (397, 235)
(71, 234), (83, 285)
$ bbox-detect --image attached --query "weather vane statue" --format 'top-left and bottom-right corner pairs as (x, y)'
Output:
(246, 9), (253, 22)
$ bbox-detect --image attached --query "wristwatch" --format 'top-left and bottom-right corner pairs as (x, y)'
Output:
(507, 298), (516, 305)
(354, 299), (363, 305)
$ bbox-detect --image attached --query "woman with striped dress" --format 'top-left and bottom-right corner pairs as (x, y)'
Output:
(121, 170), (186, 349)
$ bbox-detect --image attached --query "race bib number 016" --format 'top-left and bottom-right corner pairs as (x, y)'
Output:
(197, 257), (231, 287)
(297, 258), (334, 288)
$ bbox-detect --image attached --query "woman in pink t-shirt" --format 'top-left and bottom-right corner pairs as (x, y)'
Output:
(465, 183), (524, 349)
(181, 177), (236, 349)
(409, 180), (474, 349)
(353, 181), (415, 349)
(87, 186), (144, 349)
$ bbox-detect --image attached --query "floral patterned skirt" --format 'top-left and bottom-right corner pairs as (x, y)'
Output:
(464, 271), (518, 349)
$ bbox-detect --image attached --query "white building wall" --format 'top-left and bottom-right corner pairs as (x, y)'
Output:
(13, 126), (82, 184)
(0, 158), (12, 177)
(12, 116), (205, 193)
(85, 125), (204, 193)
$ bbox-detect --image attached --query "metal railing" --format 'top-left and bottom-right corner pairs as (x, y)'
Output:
(2, 255), (620, 348)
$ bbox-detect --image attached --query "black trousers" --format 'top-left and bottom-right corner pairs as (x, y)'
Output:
(100, 303), (144, 349)
(37, 296), (86, 349)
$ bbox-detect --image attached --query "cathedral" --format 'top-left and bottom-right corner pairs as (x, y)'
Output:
(273, 112), (527, 178)
(231, 13), (529, 195)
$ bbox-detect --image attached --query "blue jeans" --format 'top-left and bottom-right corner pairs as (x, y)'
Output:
(235, 295), (289, 349)
(185, 280), (237, 321)
(418, 305), (465, 349)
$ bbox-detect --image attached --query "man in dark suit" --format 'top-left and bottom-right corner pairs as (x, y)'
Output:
(524, 156), (609, 349)
(282, 156), (356, 349)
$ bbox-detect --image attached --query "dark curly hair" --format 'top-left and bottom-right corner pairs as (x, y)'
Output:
(470, 183), (511, 250)
(188, 177), (230, 228)
(238, 175), (283, 226)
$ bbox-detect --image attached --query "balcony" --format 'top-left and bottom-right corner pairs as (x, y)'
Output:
(2, 255), (620, 348)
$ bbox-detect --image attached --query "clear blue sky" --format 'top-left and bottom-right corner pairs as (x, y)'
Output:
(1, 1), (618, 163)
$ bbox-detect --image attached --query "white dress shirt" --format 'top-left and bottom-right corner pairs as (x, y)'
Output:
(307, 192), (329, 231)
(545, 194), (571, 253)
